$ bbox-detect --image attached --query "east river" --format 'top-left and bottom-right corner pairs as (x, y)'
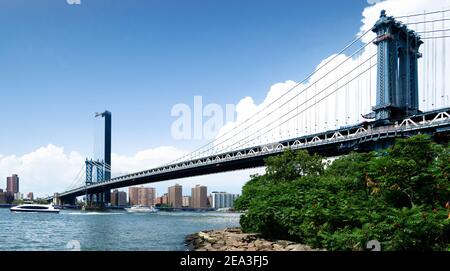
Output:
(0, 208), (241, 251)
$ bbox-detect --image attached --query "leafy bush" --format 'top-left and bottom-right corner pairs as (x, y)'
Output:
(235, 135), (450, 251)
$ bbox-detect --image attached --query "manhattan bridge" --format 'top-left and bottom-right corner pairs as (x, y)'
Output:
(49, 10), (450, 206)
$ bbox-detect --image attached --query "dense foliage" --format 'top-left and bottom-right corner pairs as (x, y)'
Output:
(235, 135), (450, 251)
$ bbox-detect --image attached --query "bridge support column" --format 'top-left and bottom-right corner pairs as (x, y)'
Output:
(52, 193), (62, 206)
(370, 10), (423, 122)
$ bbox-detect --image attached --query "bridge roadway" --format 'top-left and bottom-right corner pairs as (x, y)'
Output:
(51, 108), (450, 202)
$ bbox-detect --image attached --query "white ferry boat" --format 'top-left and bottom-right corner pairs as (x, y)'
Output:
(125, 205), (158, 213)
(10, 204), (60, 213)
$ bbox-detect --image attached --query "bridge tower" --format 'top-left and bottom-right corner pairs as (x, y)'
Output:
(85, 111), (112, 207)
(371, 10), (423, 121)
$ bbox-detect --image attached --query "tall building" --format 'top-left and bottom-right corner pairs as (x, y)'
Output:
(168, 184), (182, 208)
(155, 196), (163, 205)
(27, 192), (34, 201)
(128, 186), (156, 206)
(182, 196), (191, 208)
(129, 187), (139, 206)
(6, 174), (19, 194)
(111, 189), (127, 206)
(207, 195), (213, 208)
(191, 185), (207, 209)
(211, 192), (240, 209)
(14, 193), (23, 201)
(92, 111), (112, 203)
(162, 193), (169, 205)
(139, 187), (156, 207)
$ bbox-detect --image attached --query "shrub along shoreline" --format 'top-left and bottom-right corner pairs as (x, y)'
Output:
(235, 135), (450, 251)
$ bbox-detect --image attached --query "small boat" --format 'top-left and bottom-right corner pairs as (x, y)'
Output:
(10, 204), (60, 213)
(125, 205), (158, 213)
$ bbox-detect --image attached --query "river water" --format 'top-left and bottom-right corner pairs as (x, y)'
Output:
(0, 208), (241, 251)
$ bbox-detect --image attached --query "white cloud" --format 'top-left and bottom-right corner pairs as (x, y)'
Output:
(213, 0), (450, 153)
(0, 145), (84, 198)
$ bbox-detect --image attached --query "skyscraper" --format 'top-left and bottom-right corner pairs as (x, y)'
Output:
(0, 189), (7, 204)
(129, 187), (139, 206)
(111, 189), (127, 206)
(211, 192), (240, 209)
(27, 192), (34, 201)
(182, 196), (191, 208)
(139, 187), (156, 207)
(191, 185), (207, 209)
(93, 111), (112, 203)
(162, 193), (169, 205)
(6, 174), (19, 194)
(129, 186), (156, 207)
(168, 184), (182, 208)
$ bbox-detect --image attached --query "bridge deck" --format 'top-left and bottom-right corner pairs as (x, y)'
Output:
(50, 108), (450, 201)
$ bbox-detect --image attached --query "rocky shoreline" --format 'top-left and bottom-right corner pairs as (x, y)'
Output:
(185, 227), (324, 251)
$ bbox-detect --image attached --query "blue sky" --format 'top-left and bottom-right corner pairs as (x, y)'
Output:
(0, 0), (368, 156)
(7, 0), (432, 197)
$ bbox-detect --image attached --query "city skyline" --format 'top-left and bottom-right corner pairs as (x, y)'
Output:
(126, 183), (239, 208)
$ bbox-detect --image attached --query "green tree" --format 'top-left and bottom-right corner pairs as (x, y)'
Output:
(237, 135), (450, 251)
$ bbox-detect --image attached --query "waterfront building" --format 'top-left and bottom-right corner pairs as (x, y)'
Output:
(111, 189), (128, 206)
(162, 193), (169, 205)
(14, 192), (23, 201)
(129, 187), (139, 206)
(6, 174), (19, 194)
(168, 184), (182, 208)
(207, 195), (213, 208)
(191, 185), (207, 209)
(139, 187), (156, 207)
(211, 192), (240, 209)
(129, 186), (156, 206)
(27, 192), (34, 201)
(182, 196), (191, 207)
(0, 189), (6, 203)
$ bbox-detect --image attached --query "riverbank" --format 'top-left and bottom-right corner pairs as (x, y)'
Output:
(185, 227), (325, 251)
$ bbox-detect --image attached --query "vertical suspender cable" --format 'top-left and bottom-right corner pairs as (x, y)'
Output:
(442, 10), (446, 107)
(426, 12), (430, 111)
(433, 18), (437, 109)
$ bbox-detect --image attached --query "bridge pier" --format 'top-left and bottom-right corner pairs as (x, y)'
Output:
(52, 193), (62, 206)
(84, 190), (110, 207)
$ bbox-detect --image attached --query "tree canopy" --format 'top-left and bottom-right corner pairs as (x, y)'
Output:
(235, 135), (450, 251)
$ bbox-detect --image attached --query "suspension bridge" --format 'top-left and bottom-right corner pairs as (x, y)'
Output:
(49, 9), (450, 206)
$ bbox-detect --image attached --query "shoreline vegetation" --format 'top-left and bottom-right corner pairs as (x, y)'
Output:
(190, 135), (449, 251)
